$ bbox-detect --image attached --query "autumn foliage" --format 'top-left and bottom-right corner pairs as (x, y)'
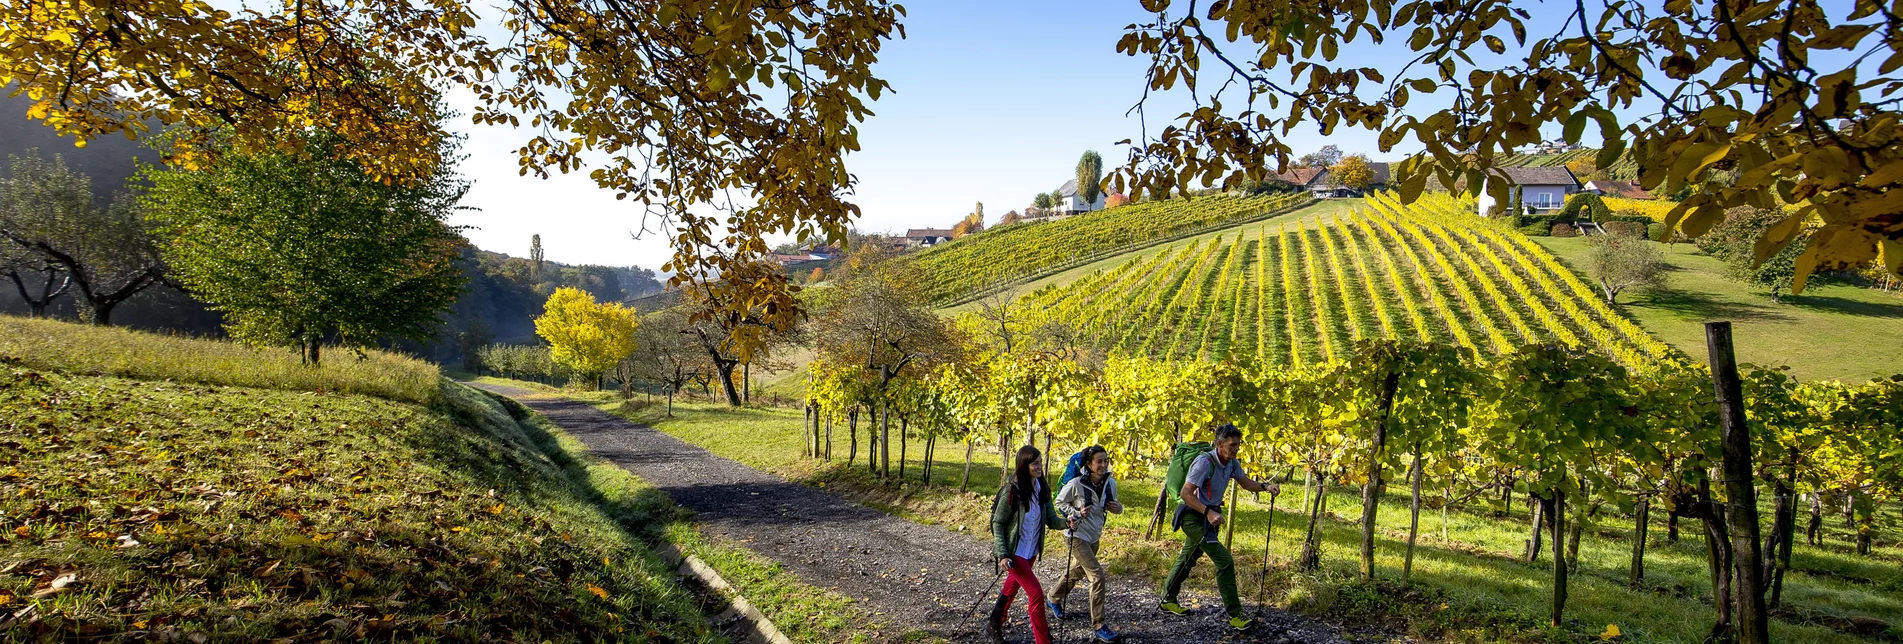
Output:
(534, 287), (640, 383)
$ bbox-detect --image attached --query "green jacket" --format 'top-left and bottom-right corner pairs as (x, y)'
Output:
(991, 479), (1064, 561)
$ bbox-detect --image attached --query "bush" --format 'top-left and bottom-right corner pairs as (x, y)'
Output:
(1604, 221), (1647, 237)
(1558, 193), (1613, 222)
(1647, 222), (1667, 241)
(1552, 223), (1580, 237)
(1518, 222), (1552, 236)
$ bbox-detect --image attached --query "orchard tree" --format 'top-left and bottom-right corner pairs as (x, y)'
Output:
(1298, 145), (1343, 169)
(0, 225), (68, 318)
(1585, 234), (1666, 304)
(683, 256), (794, 406)
(1076, 150), (1104, 208)
(0, 152), (166, 325)
(633, 306), (706, 417)
(1032, 192), (1055, 211)
(535, 287), (640, 387)
(143, 132), (465, 363)
(1113, 0), (1903, 294)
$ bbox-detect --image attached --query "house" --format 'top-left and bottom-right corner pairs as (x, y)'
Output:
(1476, 167), (1581, 217)
(1582, 180), (1651, 200)
(1277, 162), (1391, 198)
(1052, 179), (1108, 215)
(904, 228), (955, 248)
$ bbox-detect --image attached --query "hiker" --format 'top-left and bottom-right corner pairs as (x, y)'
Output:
(1160, 423), (1279, 631)
(986, 445), (1071, 644)
(1050, 445), (1123, 642)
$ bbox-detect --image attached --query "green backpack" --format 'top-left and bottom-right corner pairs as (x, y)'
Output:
(1163, 441), (1216, 504)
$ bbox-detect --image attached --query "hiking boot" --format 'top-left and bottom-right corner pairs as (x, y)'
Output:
(983, 594), (1007, 643)
(1093, 626), (1122, 642)
(1228, 616), (1255, 631)
(1047, 600), (1067, 620)
(1158, 601), (1188, 615)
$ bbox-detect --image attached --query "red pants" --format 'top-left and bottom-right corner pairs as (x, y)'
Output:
(998, 555), (1052, 644)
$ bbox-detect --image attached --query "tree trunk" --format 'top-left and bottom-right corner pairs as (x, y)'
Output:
(961, 438), (974, 492)
(848, 409), (858, 467)
(1707, 321), (1769, 644)
(1806, 493), (1822, 546)
(1565, 482), (1590, 573)
(1766, 471), (1794, 609)
(1404, 449), (1423, 583)
(899, 415), (908, 483)
(802, 405), (813, 458)
(1360, 368), (1400, 581)
(923, 432), (934, 485)
(709, 357), (742, 406)
(1526, 495), (1544, 563)
(825, 413), (833, 460)
(880, 399), (891, 479)
(1703, 478), (1735, 642)
(1548, 489), (1567, 627)
(1630, 499), (1650, 589)
(666, 388), (675, 417)
(1669, 510), (1680, 543)
(743, 361), (750, 405)
(867, 405), (880, 475)
(1298, 474), (1328, 572)
(1442, 479), (1451, 541)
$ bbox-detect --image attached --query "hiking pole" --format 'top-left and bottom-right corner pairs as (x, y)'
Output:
(1255, 466), (1295, 617)
(968, 566), (1006, 617)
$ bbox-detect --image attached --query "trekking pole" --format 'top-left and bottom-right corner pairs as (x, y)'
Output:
(968, 567), (1006, 617)
(1255, 466), (1295, 616)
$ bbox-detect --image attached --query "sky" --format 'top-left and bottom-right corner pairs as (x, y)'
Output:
(445, 0), (1392, 270)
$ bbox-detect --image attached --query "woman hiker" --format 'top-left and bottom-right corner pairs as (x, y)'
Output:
(1049, 445), (1124, 642)
(1160, 423), (1279, 631)
(985, 445), (1072, 644)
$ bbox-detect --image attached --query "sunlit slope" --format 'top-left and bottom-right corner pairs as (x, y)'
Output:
(1020, 193), (1674, 367)
(910, 192), (1313, 306)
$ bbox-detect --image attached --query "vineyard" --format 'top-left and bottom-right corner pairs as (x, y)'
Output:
(1501, 147), (1640, 180)
(906, 192), (1313, 305)
(1015, 193), (1675, 368)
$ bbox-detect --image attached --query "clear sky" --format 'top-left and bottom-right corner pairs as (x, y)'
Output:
(445, 0), (1391, 270)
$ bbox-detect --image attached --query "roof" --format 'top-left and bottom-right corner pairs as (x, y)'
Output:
(1494, 166), (1579, 187)
(905, 228), (955, 239)
(1585, 180), (1651, 199)
(1056, 179), (1079, 197)
(1276, 168), (1324, 185)
(1367, 161), (1391, 185)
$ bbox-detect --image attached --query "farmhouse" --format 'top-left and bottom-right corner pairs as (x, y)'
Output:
(1476, 166), (1581, 217)
(1274, 162), (1390, 198)
(1050, 179), (1108, 216)
(904, 228), (955, 247)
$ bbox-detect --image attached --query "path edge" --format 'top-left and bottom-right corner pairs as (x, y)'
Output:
(654, 542), (795, 644)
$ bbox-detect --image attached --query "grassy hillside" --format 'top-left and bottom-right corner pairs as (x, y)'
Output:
(1537, 237), (1903, 382)
(909, 192), (1314, 306)
(0, 318), (715, 641)
(1019, 193), (1671, 367)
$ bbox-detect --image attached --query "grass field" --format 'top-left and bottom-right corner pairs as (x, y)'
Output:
(0, 326), (721, 641)
(1536, 237), (1903, 383)
(554, 388), (1903, 643)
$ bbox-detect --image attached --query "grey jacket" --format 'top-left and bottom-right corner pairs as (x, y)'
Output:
(1056, 474), (1119, 543)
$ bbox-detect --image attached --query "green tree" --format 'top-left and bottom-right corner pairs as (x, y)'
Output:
(1584, 234), (1666, 303)
(1032, 192), (1055, 211)
(1298, 145), (1343, 169)
(0, 152), (166, 324)
(1076, 150), (1104, 209)
(142, 133), (466, 364)
(530, 234), (545, 281)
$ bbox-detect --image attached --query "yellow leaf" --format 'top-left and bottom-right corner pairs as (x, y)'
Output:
(1599, 623), (1621, 640)
(487, 503), (505, 514)
(587, 583), (610, 599)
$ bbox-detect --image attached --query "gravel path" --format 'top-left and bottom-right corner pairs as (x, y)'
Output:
(473, 383), (1346, 644)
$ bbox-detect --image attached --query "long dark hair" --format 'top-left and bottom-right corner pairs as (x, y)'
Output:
(1080, 445), (1108, 483)
(1011, 445), (1043, 512)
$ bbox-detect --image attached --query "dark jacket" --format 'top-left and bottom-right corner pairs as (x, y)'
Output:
(991, 478), (1064, 561)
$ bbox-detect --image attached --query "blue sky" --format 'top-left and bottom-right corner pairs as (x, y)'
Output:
(447, 0), (1394, 269)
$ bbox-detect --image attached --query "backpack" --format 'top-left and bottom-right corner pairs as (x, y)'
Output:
(1163, 441), (1216, 505)
(1058, 450), (1088, 491)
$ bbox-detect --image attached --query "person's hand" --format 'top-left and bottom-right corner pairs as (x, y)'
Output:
(1067, 516), (1078, 529)
(998, 558), (1012, 575)
(1267, 482), (1282, 496)
(1206, 509), (1224, 527)
(1107, 501), (1122, 513)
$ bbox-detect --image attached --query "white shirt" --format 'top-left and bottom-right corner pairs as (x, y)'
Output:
(1014, 483), (1043, 559)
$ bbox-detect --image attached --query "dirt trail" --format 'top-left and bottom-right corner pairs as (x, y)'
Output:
(473, 383), (1345, 643)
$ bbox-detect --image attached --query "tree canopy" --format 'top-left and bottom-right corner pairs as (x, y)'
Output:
(535, 287), (641, 383)
(1330, 154), (1375, 191)
(1112, 0), (1903, 291)
(1076, 150), (1104, 207)
(142, 132), (466, 363)
(0, 151), (164, 325)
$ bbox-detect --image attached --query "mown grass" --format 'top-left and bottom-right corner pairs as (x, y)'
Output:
(0, 317), (726, 642)
(568, 390), (1903, 643)
(0, 316), (439, 404)
(1535, 237), (1903, 383)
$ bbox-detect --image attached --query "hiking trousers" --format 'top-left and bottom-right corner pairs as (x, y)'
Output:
(1162, 516), (1242, 619)
(998, 555), (1053, 644)
(1051, 536), (1107, 630)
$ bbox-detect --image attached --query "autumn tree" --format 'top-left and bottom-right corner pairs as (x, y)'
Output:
(1330, 154), (1375, 192)
(1114, 0), (1903, 300)
(1000, 210), (1024, 226)
(143, 132), (466, 363)
(536, 287), (641, 387)
(632, 306), (706, 417)
(2, 0), (904, 342)
(1076, 150), (1104, 208)
(683, 257), (796, 406)
(1585, 234), (1666, 304)
(0, 152), (166, 325)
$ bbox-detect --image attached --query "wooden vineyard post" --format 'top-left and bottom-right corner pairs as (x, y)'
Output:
(1706, 321), (1769, 644)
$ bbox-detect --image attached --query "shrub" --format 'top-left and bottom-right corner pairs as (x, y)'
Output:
(1558, 193), (1613, 222)
(1551, 223), (1580, 237)
(1647, 222), (1667, 241)
(1604, 221), (1647, 237)
(1518, 222), (1552, 236)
